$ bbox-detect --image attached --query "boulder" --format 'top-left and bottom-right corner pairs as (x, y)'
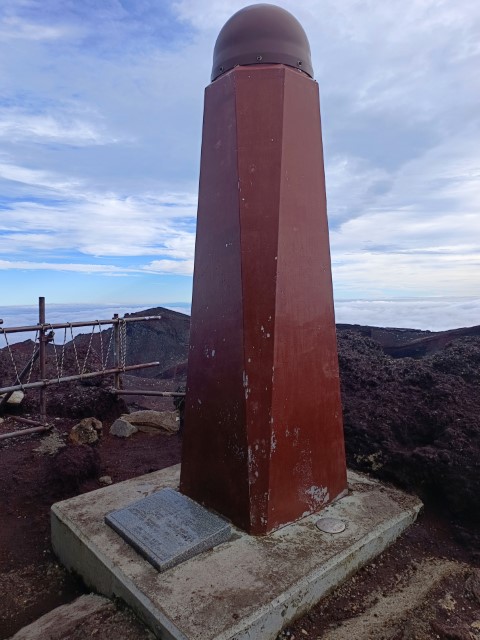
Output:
(9, 593), (113, 640)
(50, 445), (101, 490)
(466, 569), (480, 604)
(122, 410), (179, 434)
(110, 418), (138, 438)
(0, 390), (25, 405)
(34, 430), (66, 456)
(69, 417), (102, 445)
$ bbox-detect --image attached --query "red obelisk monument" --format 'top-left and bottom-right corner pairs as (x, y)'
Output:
(180, 4), (347, 535)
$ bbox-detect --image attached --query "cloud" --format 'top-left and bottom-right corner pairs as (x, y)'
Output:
(334, 297), (480, 332)
(0, 154), (197, 261)
(0, 109), (120, 146)
(332, 251), (480, 298)
(0, 259), (138, 275)
(146, 259), (194, 275)
(325, 156), (391, 226)
(0, 158), (83, 193)
(328, 125), (480, 297)
(0, 0), (478, 312)
(0, 192), (197, 259)
(0, 15), (71, 41)
(3, 298), (478, 349)
(0, 257), (194, 277)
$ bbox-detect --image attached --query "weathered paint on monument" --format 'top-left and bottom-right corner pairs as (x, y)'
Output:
(180, 5), (347, 535)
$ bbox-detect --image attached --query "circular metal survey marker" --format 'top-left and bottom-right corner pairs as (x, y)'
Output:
(315, 517), (346, 534)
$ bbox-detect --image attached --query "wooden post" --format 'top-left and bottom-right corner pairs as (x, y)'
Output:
(113, 314), (120, 390)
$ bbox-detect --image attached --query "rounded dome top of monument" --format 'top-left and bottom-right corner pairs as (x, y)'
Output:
(211, 4), (313, 82)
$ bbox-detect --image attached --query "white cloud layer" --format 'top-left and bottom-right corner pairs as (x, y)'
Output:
(0, 109), (119, 145)
(335, 297), (480, 331)
(2, 298), (478, 348)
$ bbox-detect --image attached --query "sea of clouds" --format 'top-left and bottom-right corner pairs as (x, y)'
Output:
(1, 298), (479, 346)
(0, 302), (192, 345)
(334, 297), (480, 332)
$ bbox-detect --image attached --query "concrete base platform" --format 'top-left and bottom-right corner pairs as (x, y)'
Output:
(51, 466), (422, 640)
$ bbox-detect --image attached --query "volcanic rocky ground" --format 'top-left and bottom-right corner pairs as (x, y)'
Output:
(1, 307), (479, 639)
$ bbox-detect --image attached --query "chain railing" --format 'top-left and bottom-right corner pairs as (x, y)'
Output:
(0, 297), (184, 441)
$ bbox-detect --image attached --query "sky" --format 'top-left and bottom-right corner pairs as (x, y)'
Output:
(0, 0), (479, 329)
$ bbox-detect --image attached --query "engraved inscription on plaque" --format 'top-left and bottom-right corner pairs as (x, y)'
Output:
(105, 488), (231, 571)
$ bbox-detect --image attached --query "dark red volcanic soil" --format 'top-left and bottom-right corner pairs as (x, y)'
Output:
(1, 316), (479, 637)
(337, 331), (480, 555)
(0, 412), (181, 638)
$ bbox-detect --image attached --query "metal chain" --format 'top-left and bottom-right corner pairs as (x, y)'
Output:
(75, 322), (103, 372)
(104, 323), (114, 369)
(120, 319), (127, 370)
(81, 324), (96, 376)
(96, 320), (105, 371)
(47, 324), (62, 382)
(91, 321), (113, 371)
(0, 315), (152, 401)
(59, 327), (67, 379)
(25, 331), (39, 385)
(69, 323), (82, 375)
(1, 328), (24, 388)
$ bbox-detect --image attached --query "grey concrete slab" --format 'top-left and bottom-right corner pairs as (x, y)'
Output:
(51, 465), (422, 640)
(105, 488), (231, 571)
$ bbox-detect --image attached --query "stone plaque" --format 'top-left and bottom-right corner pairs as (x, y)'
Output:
(105, 488), (231, 571)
